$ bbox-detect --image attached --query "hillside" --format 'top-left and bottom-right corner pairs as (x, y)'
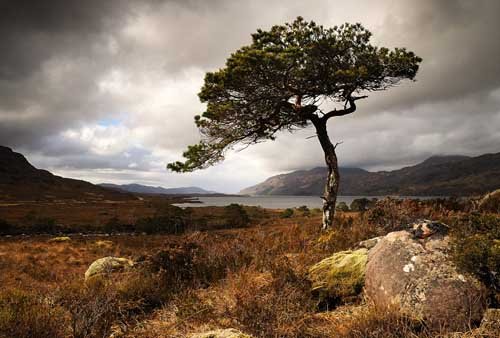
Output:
(99, 183), (219, 195)
(0, 146), (135, 201)
(240, 153), (500, 196)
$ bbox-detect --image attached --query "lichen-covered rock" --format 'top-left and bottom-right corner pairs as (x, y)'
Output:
(309, 248), (368, 301)
(84, 257), (133, 281)
(48, 236), (71, 242)
(365, 226), (486, 331)
(190, 328), (254, 338)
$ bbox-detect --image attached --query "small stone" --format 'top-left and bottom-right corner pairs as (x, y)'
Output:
(48, 236), (71, 243)
(190, 328), (254, 338)
(403, 263), (415, 273)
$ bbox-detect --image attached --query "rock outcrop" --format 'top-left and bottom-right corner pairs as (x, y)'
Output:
(364, 221), (486, 330)
(84, 257), (134, 281)
(309, 249), (368, 301)
(190, 328), (254, 338)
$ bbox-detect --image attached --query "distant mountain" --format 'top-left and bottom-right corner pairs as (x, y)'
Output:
(0, 146), (135, 201)
(240, 153), (500, 196)
(99, 183), (219, 195)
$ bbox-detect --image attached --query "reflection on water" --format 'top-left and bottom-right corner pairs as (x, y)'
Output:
(173, 195), (440, 209)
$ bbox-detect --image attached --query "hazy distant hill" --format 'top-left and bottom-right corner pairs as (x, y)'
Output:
(0, 146), (135, 201)
(240, 153), (500, 196)
(99, 183), (219, 195)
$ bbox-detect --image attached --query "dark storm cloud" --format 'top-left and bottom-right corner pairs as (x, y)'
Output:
(0, 0), (137, 152)
(0, 0), (130, 80)
(364, 0), (500, 113)
(0, 0), (499, 191)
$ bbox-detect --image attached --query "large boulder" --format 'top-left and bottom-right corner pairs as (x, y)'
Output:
(309, 248), (368, 301)
(84, 257), (134, 281)
(364, 222), (486, 331)
(190, 328), (254, 338)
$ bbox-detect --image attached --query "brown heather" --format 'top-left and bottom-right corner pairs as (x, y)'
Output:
(0, 199), (498, 337)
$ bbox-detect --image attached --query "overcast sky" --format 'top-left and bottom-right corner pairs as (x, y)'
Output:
(1, 0), (499, 193)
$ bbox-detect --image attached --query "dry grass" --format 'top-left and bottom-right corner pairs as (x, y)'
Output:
(0, 199), (498, 337)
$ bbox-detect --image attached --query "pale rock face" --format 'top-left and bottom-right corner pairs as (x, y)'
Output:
(84, 256), (134, 281)
(364, 226), (486, 331)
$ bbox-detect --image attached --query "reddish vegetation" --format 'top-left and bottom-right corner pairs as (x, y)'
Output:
(0, 198), (498, 337)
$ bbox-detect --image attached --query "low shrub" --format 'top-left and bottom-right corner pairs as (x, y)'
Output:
(350, 198), (376, 212)
(450, 214), (500, 305)
(329, 305), (429, 338)
(336, 201), (350, 212)
(280, 208), (294, 218)
(297, 205), (311, 216)
(57, 280), (119, 338)
(224, 203), (250, 228)
(103, 216), (133, 233)
(135, 215), (186, 234)
(0, 289), (66, 338)
(116, 271), (170, 313)
(147, 234), (252, 289)
(230, 263), (315, 337)
(317, 214), (381, 253)
(20, 212), (58, 234)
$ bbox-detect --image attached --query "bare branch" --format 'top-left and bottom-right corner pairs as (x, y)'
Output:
(321, 95), (369, 120)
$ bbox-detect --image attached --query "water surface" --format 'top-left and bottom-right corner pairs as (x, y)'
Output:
(174, 195), (439, 209)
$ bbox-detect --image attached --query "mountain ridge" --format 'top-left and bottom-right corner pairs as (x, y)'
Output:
(240, 153), (500, 196)
(99, 183), (219, 195)
(0, 146), (135, 201)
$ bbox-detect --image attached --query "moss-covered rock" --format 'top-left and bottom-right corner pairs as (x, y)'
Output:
(84, 257), (133, 281)
(308, 248), (368, 301)
(48, 236), (71, 243)
(190, 328), (254, 338)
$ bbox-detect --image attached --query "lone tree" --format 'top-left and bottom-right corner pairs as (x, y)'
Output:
(168, 17), (421, 229)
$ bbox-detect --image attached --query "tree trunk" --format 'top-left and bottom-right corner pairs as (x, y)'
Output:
(312, 118), (339, 230)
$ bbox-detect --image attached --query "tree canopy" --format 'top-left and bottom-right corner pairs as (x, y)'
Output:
(168, 17), (421, 172)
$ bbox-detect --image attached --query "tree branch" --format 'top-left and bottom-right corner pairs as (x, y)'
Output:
(321, 95), (368, 120)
